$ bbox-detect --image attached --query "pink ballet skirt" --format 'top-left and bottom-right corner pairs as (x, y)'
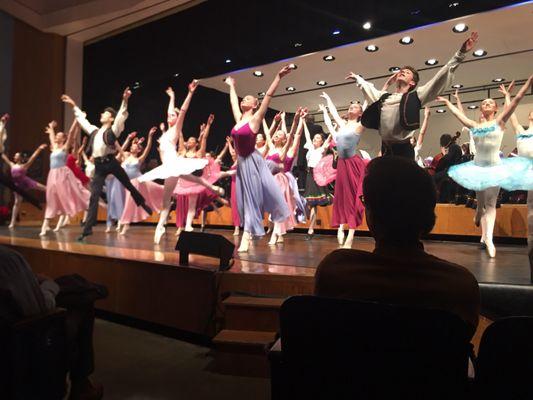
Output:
(120, 179), (164, 224)
(230, 165), (240, 227)
(175, 194), (189, 228)
(45, 166), (90, 219)
(173, 157), (221, 196)
(273, 172), (297, 235)
(331, 154), (366, 229)
(313, 154), (337, 186)
(11, 165), (39, 191)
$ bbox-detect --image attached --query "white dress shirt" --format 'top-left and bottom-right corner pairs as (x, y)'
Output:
(304, 142), (326, 168)
(73, 101), (128, 158)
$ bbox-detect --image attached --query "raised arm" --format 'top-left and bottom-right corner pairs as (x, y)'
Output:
(417, 107), (431, 148)
(139, 127), (157, 164)
(0, 114), (9, 154)
(497, 75), (533, 125)
(64, 119), (78, 151)
(226, 136), (237, 163)
(250, 65), (293, 132)
(223, 77), (242, 123)
(288, 111), (306, 158)
(215, 142), (229, 164)
(1, 153), (13, 167)
(451, 89), (465, 114)
(198, 114), (214, 158)
(166, 87), (176, 117)
(23, 144), (47, 169)
(303, 117), (313, 147)
(280, 112), (288, 133)
(61, 95), (98, 134)
(319, 104), (337, 138)
(436, 96), (477, 128)
(111, 87), (131, 136)
(346, 72), (385, 104)
(319, 92), (344, 127)
(176, 80), (198, 135)
(121, 131), (137, 152)
(266, 112), (282, 148)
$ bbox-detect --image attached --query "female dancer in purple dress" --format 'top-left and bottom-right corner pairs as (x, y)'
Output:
(2, 143), (47, 228)
(225, 66), (293, 252)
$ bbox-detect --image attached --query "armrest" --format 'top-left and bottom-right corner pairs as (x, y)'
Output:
(12, 308), (66, 332)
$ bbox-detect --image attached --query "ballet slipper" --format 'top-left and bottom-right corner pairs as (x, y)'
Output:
(119, 223), (129, 235)
(53, 217), (64, 232)
(175, 227), (183, 236)
(154, 226), (166, 244)
(233, 226), (240, 236)
(237, 232), (251, 252)
(342, 240), (353, 249)
(185, 225), (194, 232)
(485, 241), (496, 258)
(60, 216), (70, 228)
(268, 233), (277, 246)
(104, 225), (112, 233)
(337, 229), (345, 245)
(39, 220), (51, 236)
(116, 222), (122, 232)
(276, 235), (284, 244)
(8, 223), (15, 229)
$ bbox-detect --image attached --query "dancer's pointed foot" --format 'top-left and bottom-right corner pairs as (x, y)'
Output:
(486, 241), (496, 258)
(237, 235), (251, 252)
(8, 223), (15, 229)
(175, 227), (183, 236)
(268, 234), (277, 246)
(154, 226), (165, 244)
(185, 226), (194, 232)
(276, 235), (284, 244)
(342, 240), (353, 249)
(119, 224), (129, 236)
(104, 226), (112, 233)
(39, 228), (50, 237)
(233, 227), (240, 236)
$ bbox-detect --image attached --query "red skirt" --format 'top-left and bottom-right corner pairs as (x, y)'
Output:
(332, 155), (366, 229)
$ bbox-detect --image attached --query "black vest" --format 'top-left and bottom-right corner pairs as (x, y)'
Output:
(361, 90), (422, 131)
(85, 128), (117, 157)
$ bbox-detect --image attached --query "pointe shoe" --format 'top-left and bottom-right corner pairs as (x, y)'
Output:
(119, 224), (129, 236)
(115, 222), (122, 232)
(105, 226), (112, 233)
(61, 216), (70, 228)
(185, 225), (194, 232)
(233, 227), (240, 236)
(8, 223), (15, 229)
(175, 227), (183, 236)
(237, 237), (251, 252)
(268, 234), (277, 246)
(486, 242), (496, 258)
(39, 228), (50, 237)
(276, 235), (284, 244)
(53, 225), (62, 232)
(337, 230), (345, 245)
(342, 240), (353, 249)
(154, 226), (165, 244)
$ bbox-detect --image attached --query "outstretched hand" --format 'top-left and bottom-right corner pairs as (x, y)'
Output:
(207, 113), (215, 125)
(128, 131), (137, 140)
(159, 122), (166, 132)
(274, 111), (283, 122)
(149, 126), (157, 136)
(460, 31), (479, 53)
(278, 65), (293, 79)
(165, 87), (174, 97)
(435, 96), (449, 104)
(123, 87), (132, 101)
(224, 76), (236, 87)
(300, 107), (309, 120)
(345, 72), (358, 81)
(61, 95), (76, 107)
(318, 104), (326, 112)
(319, 92), (330, 100)
(38, 144), (48, 150)
(0, 113), (9, 123)
(189, 79), (199, 93)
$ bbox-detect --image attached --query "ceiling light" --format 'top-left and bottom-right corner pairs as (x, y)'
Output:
(425, 58), (438, 66)
(294, 42), (303, 47)
(258, 92), (265, 97)
(410, 9), (421, 15)
(473, 49), (487, 57)
(453, 23), (468, 33)
(173, 73), (179, 77)
(492, 78), (505, 83)
(286, 86), (296, 92)
(332, 29), (341, 35)
(451, 84), (463, 89)
(399, 36), (414, 45)
(317, 81), (327, 86)
(468, 105), (478, 109)
(362, 22), (372, 30)
(389, 66), (400, 72)
(365, 44), (378, 52)
(323, 55), (335, 61)
(289, 63), (298, 69)
(436, 109), (446, 113)
(449, 2), (459, 7)
(225, 59), (231, 64)
(253, 71), (264, 77)
(133, 81), (141, 89)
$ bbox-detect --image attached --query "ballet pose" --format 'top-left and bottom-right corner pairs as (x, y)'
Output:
(40, 121), (91, 236)
(2, 143), (47, 228)
(320, 92), (366, 248)
(442, 75), (532, 258)
(346, 32), (479, 158)
(225, 66), (293, 252)
(138, 82), (223, 244)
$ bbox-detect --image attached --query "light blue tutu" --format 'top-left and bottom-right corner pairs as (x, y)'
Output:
(448, 157), (531, 191)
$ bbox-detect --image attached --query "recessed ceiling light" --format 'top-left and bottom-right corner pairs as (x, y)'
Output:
(473, 49), (487, 57)
(323, 55), (335, 61)
(389, 66), (400, 72)
(317, 81), (327, 86)
(286, 86), (296, 92)
(332, 29), (341, 35)
(449, 2), (459, 7)
(362, 22), (372, 30)
(173, 73), (180, 77)
(225, 59), (231, 64)
(294, 42), (303, 47)
(453, 23), (468, 33)
(468, 105), (478, 109)
(253, 71), (264, 77)
(425, 58), (438, 66)
(492, 78), (505, 83)
(258, 92), (266, 97)
(365, 44), (379, 52)
(410, 9), (421, 15)
(289, 63), (298, 70)
(451, 84), (463, 89)
(399, 36), (414, 45)
(436, 109), (446, 113)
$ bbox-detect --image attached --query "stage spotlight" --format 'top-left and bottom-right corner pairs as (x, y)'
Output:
(389, 66), (400, 72)
(253, 70), (264, 77)
(399, 36), (414, 45)
(332, 29), (341, 35)
(492, 78), (505, 83)
(365, 44), (378, 52)
(225, 59), (231, 64)
(362, 22), (372, 30)
(453, 23), (468, 33)
(473, 49), (487, 57)
(451, 84), (463, 89)
(286, 86), (296, 92)
(468, 105), (478, 109)
(323, 55), (335, 61)
(317, 81), (327, 86)
(258, 92), (266, 97)
(436, 109), (446, 113)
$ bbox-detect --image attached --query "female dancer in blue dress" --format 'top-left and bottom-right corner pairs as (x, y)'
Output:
(442, 74), (532, 258)
(225, 65), (293, 252)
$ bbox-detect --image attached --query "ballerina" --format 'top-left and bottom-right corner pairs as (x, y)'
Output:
(225, 66), (293, 252)
(441, 75), (532, 258)
(40, 121), (91, 236)
(138, 82), (224, 244)
(2, 143), (47, 228)
(320, 92), (367, 249)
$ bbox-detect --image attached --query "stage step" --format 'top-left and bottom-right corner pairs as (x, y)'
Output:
(223, 295), (285, 331)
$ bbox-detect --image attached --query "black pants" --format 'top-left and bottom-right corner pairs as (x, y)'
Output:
(381, 141), (415, 159)
(83, 156), (145, 235)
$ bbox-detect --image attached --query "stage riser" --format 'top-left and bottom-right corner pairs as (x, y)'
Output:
(17, 203), (528, 238)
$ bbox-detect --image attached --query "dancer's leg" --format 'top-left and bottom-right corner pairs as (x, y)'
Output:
(481, 187), (499, 258)
(337, 224), (345, 245)
(238, 231), (252, 252)
(81, 172), (106, 237)
(40, 218), (51, 236)
(475, 190), (486, 245)
(308, 207), (317, 235)
(528, 190), (533, 282)
(9, 193), (22, 228)
(179, 174), (224, 195)
(233, 226), (240, 236)
(54, 215), (66, 232)
(185, 195), (198, 232)
(342, 229), (356, 249)
(154, 177), (178, 244)
(119, 223), (129, 235)
(36, 183), (46, 191)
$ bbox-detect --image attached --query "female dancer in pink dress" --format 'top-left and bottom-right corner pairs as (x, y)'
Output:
(40, 121), (91, 236)
(2, 143), (47, 228)
(225, 65), (293, 252)
(138, 82), (224, 244)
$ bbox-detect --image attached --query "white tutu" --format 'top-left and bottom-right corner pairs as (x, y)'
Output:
(138, 155), (208, 182)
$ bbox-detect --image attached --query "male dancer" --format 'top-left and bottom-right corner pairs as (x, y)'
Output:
(62, 88), (151, 241)
(346, 32), (479, 158)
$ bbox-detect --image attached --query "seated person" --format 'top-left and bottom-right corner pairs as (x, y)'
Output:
(314, 156), (480, 337)
(0, 245), (104, 400)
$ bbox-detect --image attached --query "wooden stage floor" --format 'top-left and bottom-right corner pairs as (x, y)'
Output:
(0, 224), (530, 285)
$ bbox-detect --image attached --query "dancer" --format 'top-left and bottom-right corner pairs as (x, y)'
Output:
(441, 75), (532, 258)
(346, 32), (479, 158)
(62, 88), (152, 241)
(40, 121), (91, 236)
(302, 115), (332, 240)
(119, 127), (163, 235)
(320, 92), (366, 248)
(225, 66), (293, 253)
(138, 83), (224, 244)
(499, 82), (533, 256)
(2, 143), (47, 228)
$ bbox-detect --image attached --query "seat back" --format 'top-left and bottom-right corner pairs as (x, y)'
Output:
(277, 295), (470, 399)
(475, 316), (533, 399)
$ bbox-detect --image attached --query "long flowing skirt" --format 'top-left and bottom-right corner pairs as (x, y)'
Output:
(273, 172), (297, 235)
(45, 166), (90, 219)
(106, 176), (125, 221)
(304, 167), (332, 207)
(331, 155), (366, 229)
(175, 194), (189, 228)
(120, 179), (164, 224)
(313, 154), (337, 186)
